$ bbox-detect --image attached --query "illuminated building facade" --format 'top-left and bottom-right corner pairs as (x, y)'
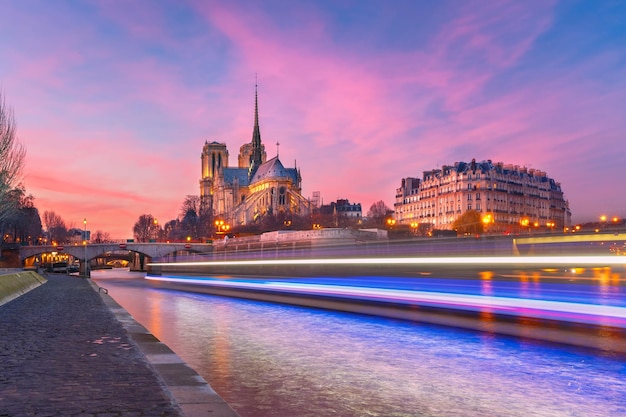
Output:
(199, 87), (310, 226)
(320, 199), (362, 219)
(394, 159), (571, 233)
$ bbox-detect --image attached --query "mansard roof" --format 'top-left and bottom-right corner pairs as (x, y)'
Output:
(422, 159), (554, 183)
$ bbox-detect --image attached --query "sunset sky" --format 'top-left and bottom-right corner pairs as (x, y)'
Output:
(1, 0), (625, 239)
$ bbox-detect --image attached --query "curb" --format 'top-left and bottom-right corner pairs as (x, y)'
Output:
(88, 279), (241, 417)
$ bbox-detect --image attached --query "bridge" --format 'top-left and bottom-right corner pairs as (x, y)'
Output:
(19, 242), (213, 275)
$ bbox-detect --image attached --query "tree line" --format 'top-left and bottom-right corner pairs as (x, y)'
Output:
(0, 91), (41, 246)
(131, 197), (396, 242)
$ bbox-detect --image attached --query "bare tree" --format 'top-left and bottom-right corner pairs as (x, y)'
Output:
(178, 195), (213, 240)
(366, 200), (392, 226)
(133, 214), (158, 242)
(180, 195), (200, 217)
(42, 210), (67, 244)
(93, 230), (111, 243)
(0, 91), (26, 225)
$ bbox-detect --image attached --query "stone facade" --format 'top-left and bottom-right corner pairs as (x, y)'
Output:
(199, 88), (311, 226)
(394, 159), (571, 233)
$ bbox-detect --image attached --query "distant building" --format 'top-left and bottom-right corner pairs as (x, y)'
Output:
(394, 159), (571, 233)
(320, 199), (362, 218)
(318, 199), (363, 227)
(199, 86), (311, 226)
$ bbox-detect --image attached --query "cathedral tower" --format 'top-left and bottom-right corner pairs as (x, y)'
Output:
(200, 141), (229, 214)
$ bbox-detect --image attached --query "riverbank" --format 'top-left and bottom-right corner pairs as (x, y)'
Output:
(0, 272), (240, 417)
(0, 269), (46, 306)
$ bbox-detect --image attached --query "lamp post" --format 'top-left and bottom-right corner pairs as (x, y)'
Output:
(214, 219), (230, 236)
(519, 218), (530, 235)
(83, 218), (88, 277)
(481, 214), (494, 235)
(410, 221), (419, 236)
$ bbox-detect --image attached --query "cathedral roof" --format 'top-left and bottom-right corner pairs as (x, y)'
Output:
(250, 156), (298, 184)
(223, 168), (250, 186)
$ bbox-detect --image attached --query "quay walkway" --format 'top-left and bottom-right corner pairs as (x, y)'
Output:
(0, 272), (239, 417)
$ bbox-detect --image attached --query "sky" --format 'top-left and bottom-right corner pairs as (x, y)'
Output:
(1, 0), (625, 239)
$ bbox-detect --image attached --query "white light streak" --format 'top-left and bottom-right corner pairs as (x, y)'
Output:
(145, 275), (626, 327)
(148, 255), (626, 268)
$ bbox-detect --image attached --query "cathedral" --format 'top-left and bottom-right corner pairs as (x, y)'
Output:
(199, 87), (311, 227)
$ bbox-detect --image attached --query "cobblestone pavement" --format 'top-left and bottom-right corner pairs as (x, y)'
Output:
(0, 273), (184, 417)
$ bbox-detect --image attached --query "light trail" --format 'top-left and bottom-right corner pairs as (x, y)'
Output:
(148, 255), (626, 268)
(145, 274), (626, 328)
(146, 254), (626, 330)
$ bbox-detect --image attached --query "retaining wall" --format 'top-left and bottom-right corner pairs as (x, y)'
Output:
(0, 270), (47, 306)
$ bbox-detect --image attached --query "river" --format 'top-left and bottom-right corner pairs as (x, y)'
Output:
(92, 269), (626, 417)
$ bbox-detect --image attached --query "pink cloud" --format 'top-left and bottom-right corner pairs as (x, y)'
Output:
(20, 123), (200, 238)
(3, 0), (624, 236)
(189, 2), (568, 208)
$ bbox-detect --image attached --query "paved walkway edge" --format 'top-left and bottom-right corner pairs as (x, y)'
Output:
(88, 279), (241, 417)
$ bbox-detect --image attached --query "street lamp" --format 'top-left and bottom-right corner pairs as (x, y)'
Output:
(519, 218), (530, 234)
(214, 219), (230, 235)
(83, 218), (88, 277)
(410, 221), (419, 236)
(153, 218), (159, 242)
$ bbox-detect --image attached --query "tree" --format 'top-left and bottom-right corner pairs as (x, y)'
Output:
(0, 92), (26, 225)
(452, 210), (484, 236)
(43, 210), (67, 244)
(367, 200), (392, 226)
(182, 195), (214, 240)
(168, 195), (214, 241)
(133, 214), (158, 242)
(176, 209), (196, 240)
(197, 209), (213, 240)
(5, 188), (42, 244)
(92, 230), (111, 243)
(180, 195), (201, 217)
(163, 219), (182, 241)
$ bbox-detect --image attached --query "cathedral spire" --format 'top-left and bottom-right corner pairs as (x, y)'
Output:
(254, 79), (259, 134)
(249, 79), (263, 179)
(252, 81), (263, 161)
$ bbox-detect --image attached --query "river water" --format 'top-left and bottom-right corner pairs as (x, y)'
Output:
(92, 269), (626, 417)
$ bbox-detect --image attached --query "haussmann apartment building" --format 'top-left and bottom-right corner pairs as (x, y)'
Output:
(394, 159), (571, 234)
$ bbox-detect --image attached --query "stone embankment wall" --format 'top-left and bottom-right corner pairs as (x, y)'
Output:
(0, 270), (47, 306)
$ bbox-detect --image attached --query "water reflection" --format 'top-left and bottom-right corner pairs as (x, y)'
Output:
(93, 269), (626, 417)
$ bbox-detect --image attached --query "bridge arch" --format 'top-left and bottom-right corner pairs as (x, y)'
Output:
(20, 243), (213, 274)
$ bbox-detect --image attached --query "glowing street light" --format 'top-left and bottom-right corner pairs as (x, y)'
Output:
(152, 218), (159, 242)
(83, 218), (88, 277)
(214, 220), (230, 235)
